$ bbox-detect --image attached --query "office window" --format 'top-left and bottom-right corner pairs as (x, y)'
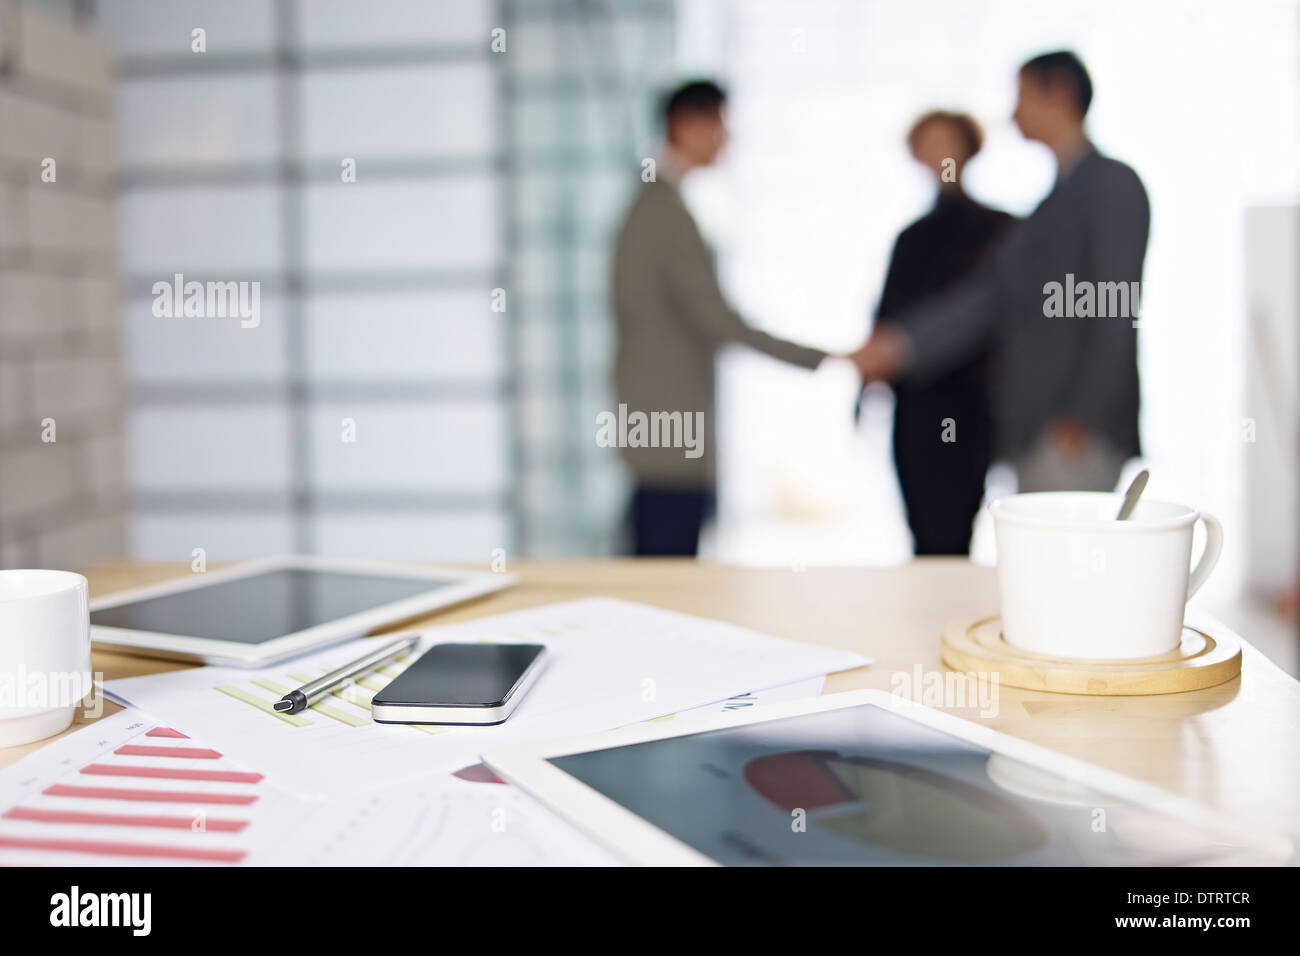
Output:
(681, 0), (1300, 599)
(303, 291), (503, 383)
(96, 0), (676, 560)
(302, 177), (498, 274)
(126, 293), (288, 385)
(93, 0), (277, 57)
(294, 0), (492, 50)
(121, 185), (285, 275)
(118, 73), (279, 168)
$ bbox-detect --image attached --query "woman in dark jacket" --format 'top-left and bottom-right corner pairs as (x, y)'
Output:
(874, 111), (1014, 555)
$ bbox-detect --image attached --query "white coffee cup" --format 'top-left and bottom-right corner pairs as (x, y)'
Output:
(0, 570), (93, 748)
(990, 493), (1223, 660)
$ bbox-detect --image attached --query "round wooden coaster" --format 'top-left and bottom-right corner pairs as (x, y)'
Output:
(940, 616), (1242, 696)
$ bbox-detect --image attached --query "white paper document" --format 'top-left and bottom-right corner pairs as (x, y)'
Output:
(249, 680), (830, 866)
(0, 707), (621, 866)
(0, 680), (831, 866)
(657, 675), (825, 719)
(104, 598), (869, 798)
(262, 771), (621, 866)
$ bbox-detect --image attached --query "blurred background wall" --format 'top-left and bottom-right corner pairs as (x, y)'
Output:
(0, 3), (123, 570)
(0, 0), (1296, 664)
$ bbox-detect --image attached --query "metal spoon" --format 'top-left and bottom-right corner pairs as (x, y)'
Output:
(1116, 469), (1149, 520)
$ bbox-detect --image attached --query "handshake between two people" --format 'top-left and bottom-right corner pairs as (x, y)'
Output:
(843, 322), (911, 384)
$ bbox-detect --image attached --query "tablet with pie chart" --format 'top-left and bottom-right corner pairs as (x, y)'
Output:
(483, 690), (1293, 866)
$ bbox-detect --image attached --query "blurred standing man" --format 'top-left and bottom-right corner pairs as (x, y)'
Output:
(612, 80), (829, 555)
(852, 52), (1149, 494)
(875, 111), (1014, 554)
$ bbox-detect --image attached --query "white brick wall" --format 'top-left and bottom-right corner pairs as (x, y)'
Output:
(0, 178), (24, 248)
(0, 0), (123, 572)
(0, 271), (68, 337)
(0, 88), (73, 163)
(7, 1), (112, 98)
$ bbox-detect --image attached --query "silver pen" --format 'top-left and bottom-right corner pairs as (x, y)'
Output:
(273, 635), (419, 714)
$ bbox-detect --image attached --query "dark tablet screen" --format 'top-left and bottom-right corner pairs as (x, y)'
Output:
(549, 702), (1263, 866)
(91, 568), (449, 644)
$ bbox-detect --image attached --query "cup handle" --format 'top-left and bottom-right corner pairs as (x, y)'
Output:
(1185, 511), (1223, 603)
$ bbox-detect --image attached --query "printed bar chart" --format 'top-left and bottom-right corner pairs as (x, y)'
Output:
(4, 807), (249, 832)
(0, 835), (246, 863)
(116, 744), (222, 759)
(211, 658), (449, 736)
(81, 764), (264, 783)
(0, 716), (269, 865)
(45, 784), (259, 805)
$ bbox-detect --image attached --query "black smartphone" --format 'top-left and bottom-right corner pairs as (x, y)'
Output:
(370, 643), (547, 725)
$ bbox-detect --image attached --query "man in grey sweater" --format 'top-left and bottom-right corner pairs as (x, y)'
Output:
(612, 80), (829, 555)
(852, 52), (1149, 493)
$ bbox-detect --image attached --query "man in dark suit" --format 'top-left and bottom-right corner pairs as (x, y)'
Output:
(852, 52), (1150, 494)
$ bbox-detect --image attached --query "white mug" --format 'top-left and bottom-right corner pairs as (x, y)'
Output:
(990, 493), (1223, 660)
(0, 570), (93, 748)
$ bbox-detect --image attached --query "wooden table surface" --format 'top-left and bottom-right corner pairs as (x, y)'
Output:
(5, 558), (1298, 841)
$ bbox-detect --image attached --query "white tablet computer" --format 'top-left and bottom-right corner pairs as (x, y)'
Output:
(483, 689), (1294, 866)
(89, 555), (514, 667)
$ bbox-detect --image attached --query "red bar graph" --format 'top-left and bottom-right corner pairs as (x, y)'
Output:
(115, 744), (222, 759)
(81, 763), (263, 783)
(0, 834), (246, 863)
(45, 784), (258, 805)
(0, 725), (260, 865)
(4, 807), (248, 832)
